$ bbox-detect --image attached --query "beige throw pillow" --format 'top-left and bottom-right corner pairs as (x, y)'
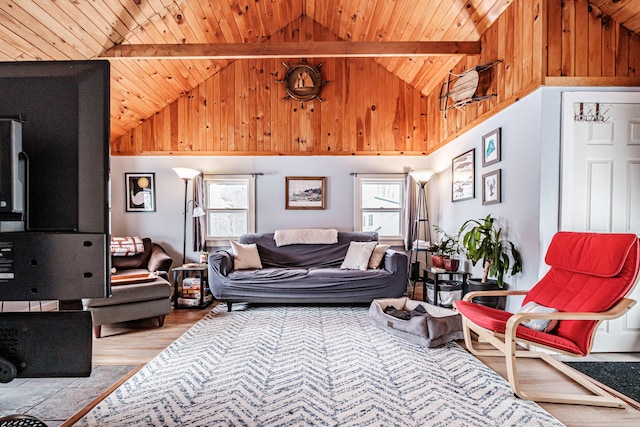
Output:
(340, 241), (377, 270)
(231, 241), (263, 270)
(368, 244), (391, 269)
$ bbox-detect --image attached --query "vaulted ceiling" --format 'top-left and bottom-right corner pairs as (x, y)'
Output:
(1, 0), (639, 141)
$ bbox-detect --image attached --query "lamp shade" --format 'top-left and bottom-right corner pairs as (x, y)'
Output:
(410, 170), (434, 184)
(192, 206), (206, 218)
(173, 167), (201, 181)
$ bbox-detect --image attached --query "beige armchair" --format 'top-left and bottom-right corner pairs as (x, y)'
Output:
(82, 238), (173, 338)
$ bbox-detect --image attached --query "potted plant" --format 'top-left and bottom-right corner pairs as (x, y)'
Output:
(458, 214), (523, 308)
(429, 226), (462, 271)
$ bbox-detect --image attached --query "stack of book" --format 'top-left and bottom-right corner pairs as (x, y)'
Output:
(178, 277), (213, 306)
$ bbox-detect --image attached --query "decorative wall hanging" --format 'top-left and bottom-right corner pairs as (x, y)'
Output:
(482, 128), (501, 167)
(452, 149), (475, 202)
(125, 172), (156, 212)
(277, 61), (328, 103)
(439, 59), (502, 118)
(285, 176), (326, 210)
(482, 169), (501, 205)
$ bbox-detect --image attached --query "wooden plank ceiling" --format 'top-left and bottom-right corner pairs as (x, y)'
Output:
(0, 0), (638, 142)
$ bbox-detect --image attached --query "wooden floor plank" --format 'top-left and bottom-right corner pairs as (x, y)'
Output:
(91, 305), (214, 365)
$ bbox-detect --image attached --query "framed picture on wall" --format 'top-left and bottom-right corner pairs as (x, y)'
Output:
(285, 176), (326, 210)
(482, 128), (501, 166)
(125, 173), (156, 212)
(452, 148), (475, 202)
(482, 169), (501, 205)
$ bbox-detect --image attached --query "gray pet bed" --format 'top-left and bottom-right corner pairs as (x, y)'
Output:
(368, 297), (463, 347)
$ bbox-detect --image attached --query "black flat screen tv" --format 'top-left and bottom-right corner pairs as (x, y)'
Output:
(0, 60), (110, 301)
(0, 61), (111, 381)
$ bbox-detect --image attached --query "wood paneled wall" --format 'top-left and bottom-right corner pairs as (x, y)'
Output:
(112, 17), (429, 156)
(547, 0), (640, 79)
(112, 0), (640, 156)
(424, 0), (545, 152)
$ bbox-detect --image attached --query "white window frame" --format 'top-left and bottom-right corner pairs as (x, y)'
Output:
(203, 174), (256, 247)
(353, 174), (406, 246)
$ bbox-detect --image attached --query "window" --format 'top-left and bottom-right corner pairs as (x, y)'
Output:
(354, 174), (406, 245)
(203, 175), (255, 246)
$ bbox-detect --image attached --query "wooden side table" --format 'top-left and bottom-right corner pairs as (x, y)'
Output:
(172, 265), (213, 309)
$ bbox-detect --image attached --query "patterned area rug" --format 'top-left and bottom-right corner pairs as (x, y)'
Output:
(79, 304), (563, 426)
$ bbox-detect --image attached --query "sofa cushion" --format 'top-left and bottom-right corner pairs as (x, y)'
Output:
(231, 241), (263, 270)
(341, 241), (377, 270)
(82, 278), (171, 307)
(239, 231), (378, 269)
(228, 268), (309, 283)
(368, 244), (391, 269)
(307, 267), (389, 280)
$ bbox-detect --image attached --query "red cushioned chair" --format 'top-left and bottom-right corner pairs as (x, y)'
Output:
(455, 232), (639, 408)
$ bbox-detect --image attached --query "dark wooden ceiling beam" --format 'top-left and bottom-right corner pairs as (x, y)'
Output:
(100, 41), (481, 59)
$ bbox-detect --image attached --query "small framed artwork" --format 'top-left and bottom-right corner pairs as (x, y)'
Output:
(482, 128), (501, 167)
(452, 148), (475, 202)
(285, 176), (326, 210)
(125, 173), (156, 212)
(482, 169), (501, 205)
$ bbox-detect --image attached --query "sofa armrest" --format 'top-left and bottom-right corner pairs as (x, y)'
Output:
(147, 243), (173, 274)
(383, 249), (408, 275)
(209, 250), (234, 277)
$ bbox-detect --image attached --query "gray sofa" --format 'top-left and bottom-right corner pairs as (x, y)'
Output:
(208, 231), (408, 311)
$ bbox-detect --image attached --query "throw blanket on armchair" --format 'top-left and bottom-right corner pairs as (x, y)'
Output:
(274, 228), (338, 246)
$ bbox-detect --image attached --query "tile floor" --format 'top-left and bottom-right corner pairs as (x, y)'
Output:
(0, 365), (135, 427)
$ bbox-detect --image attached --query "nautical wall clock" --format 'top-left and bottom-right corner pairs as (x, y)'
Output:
(277, 61), (328, 103)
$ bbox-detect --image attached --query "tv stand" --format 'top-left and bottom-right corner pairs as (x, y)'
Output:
(0, 311), (92, 379)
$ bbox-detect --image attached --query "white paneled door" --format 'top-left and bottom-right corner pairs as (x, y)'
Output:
(561, 92), (640, 352)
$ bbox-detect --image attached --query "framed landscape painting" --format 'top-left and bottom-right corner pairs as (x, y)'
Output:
(285, 176), (326, 210)
(452, 149), (475, 202)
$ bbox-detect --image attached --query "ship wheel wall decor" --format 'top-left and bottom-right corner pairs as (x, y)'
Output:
(277, 61), (328, 103)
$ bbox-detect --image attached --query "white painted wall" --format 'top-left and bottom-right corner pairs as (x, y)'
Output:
(110, 86), (640, 313)
(423, 91), (544, 310)
(110, 156), (429, 264)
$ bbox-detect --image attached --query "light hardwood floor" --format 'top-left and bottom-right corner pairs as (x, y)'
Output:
(91, 300), (640, 426)
(92, 305), (213, 365)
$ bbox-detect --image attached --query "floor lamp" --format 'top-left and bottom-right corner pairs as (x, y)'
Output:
(173, 167), (202, 265)
(409, 170), (434, 292)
